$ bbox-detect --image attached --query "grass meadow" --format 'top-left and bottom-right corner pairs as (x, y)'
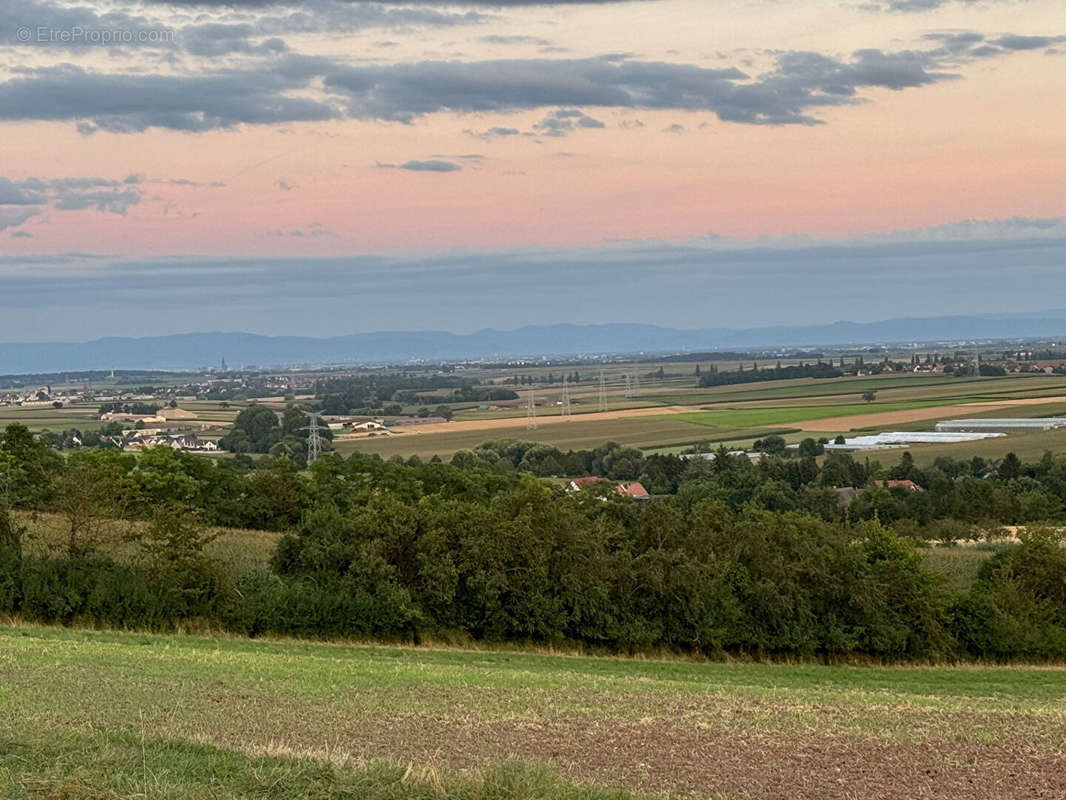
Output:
(2, 625), (1065, 799)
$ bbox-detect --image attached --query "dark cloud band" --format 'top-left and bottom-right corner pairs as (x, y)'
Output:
(2, 219), (1065, 337)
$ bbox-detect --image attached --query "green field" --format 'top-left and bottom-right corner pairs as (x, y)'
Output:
(0, 404), (102, 431)
(2, 625), (1064, 799)
(666, 400), (943, 429)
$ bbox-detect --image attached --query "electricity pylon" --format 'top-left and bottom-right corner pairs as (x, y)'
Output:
(526, 389), (538, 430)
(561, 376), (572, 419)
(300, 410), (326, 464)
(598, 370), (608, 412)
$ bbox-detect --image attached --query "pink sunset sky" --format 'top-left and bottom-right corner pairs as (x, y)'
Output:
(1, 0), (1066, 338)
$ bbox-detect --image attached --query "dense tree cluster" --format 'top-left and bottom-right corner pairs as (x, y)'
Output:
(454, 440), (686, 493)
(3, 422), (1066, 660)
(37, 423), (125, 450)
(313, 374), (481, 415)
(219, 404), (333, 462)
(698, 362), (843, 387)
(98, 402), (160, 415)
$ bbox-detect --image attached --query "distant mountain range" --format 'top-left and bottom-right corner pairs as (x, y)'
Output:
(7, 311), (1066, 373)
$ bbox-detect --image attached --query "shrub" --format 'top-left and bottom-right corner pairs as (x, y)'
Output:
(0, 501), (24, 613)
(954, 528), (1066, 660)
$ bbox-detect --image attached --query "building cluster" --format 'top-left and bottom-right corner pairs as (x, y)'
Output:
(568, 477), (651, 501)
(0, 385), (69, 407)
(681, 450), (767, 464)
(326, 415), (451, 437)
(112, 431), (218, 452)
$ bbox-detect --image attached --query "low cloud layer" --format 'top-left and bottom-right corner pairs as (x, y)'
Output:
(3, 218), (1065, 339)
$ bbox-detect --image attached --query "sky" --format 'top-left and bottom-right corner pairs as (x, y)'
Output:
(1, 0), (1065, 341)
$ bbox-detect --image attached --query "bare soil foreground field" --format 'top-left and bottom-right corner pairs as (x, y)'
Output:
(3, 626), (1065, 800)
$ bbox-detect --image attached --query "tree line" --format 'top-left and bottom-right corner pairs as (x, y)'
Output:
(1, 421), (1065, 661)
(698, 362), (843, 387)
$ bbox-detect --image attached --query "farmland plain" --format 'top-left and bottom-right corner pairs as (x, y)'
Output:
(9, 368), (1066, 464)
(335, 372), (1066, 461)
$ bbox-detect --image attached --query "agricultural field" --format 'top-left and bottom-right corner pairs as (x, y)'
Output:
(336, 370), (1066, 461)
(333, 416), (790, 460)
(2, 625), (1064, 800)
(0, 403), (103, 431)
(0, 399), (241, 434)
(666, 401), (944, 429)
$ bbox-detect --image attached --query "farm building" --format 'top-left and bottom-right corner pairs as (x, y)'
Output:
(568, 477), (651, 501)
(345, 420), (387, 432)
(935, 418), (1066, 433)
